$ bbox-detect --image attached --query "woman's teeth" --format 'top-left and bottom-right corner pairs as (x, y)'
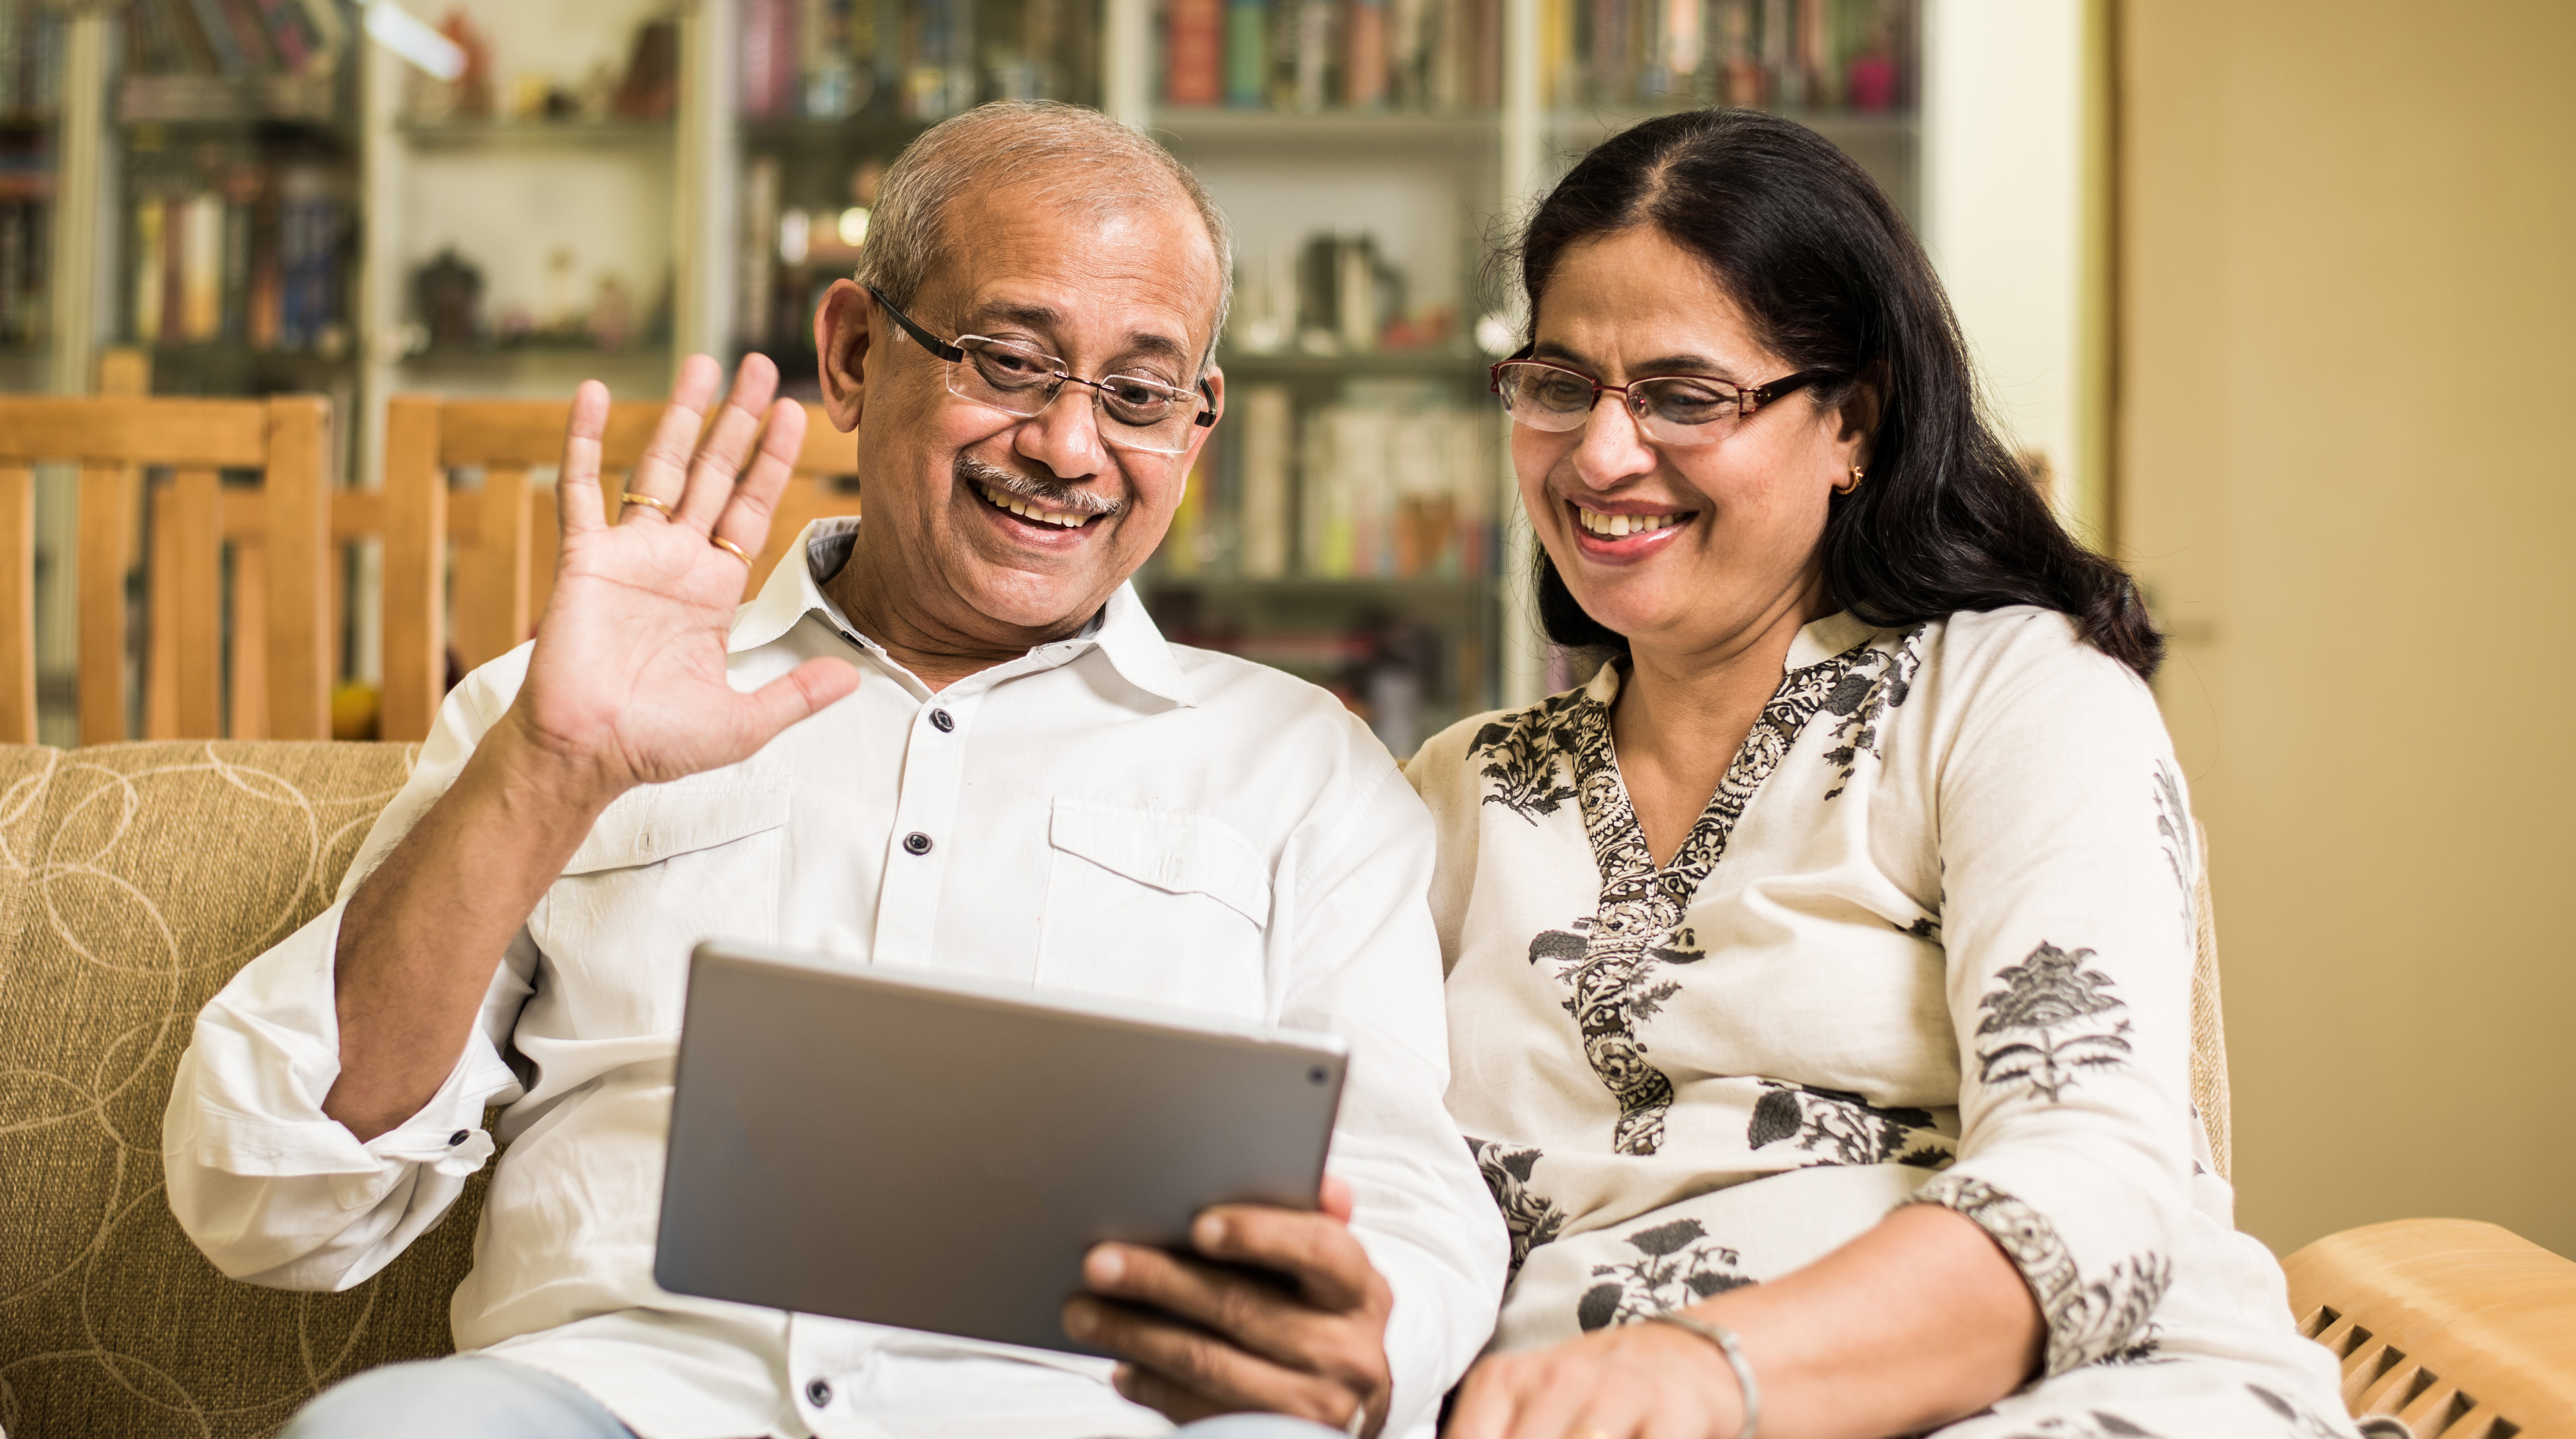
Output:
(1575, 507), (1686, 538)
(979, 482), (1089, 528)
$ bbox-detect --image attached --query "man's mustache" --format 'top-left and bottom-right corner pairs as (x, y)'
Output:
(955, 455), (1125, 518)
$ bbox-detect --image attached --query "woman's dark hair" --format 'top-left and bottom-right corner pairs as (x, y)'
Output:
(1519, 108), (2161, 680)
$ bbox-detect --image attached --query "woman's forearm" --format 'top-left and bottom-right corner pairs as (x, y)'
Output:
(1683, 1202), (2041, 1439)
(1447, 1201), (2041, 1439)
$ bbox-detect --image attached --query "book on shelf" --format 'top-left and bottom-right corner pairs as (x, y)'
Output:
(1170, 0), (1497, 114)
(1236, 385), (1293, 578)
(1, 1), (66, 119)
(1541, 0), (1913, 114)
(128, 166), (346, 352)
(119, 0), (345, 121)
(744, 0), (1098, 122)
(0, 197), (46, 348)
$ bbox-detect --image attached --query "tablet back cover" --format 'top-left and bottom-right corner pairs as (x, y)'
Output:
(654, 942), (1347, 1356)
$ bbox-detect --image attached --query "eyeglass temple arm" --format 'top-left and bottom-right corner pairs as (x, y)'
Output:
(1487, 343), (1538, 393)
(864, 284), (967, 363)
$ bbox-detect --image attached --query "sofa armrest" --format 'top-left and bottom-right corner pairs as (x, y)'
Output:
(2283, 1217), (2576, 1439)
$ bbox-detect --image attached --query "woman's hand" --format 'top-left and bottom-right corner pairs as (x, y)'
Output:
(1444, 1319), (1746, 1439)
(1065, 1175), (1396, 1436)
(503, 352), (859, 806)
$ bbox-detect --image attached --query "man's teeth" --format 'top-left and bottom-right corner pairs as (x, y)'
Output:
(978, 482), (1089, 528)
(1575, 507), (1686, 538)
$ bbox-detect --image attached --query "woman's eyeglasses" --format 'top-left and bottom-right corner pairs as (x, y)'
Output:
(1489, 348), (1833, 447)
(869, 284), (1217, 456)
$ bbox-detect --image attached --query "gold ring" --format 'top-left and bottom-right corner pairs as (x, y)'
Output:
(619, 491), (672, 518)
(709, 534), (751, 565)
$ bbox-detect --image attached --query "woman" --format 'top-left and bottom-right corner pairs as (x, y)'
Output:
(1408, 110), (2368, 1439)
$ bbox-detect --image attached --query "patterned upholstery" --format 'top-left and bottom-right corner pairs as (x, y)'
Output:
(0, 742), (481, 1439)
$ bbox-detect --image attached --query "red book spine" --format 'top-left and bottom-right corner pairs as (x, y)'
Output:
(1166, 0), (1224, 105)
(1345, 0), (1387, 107)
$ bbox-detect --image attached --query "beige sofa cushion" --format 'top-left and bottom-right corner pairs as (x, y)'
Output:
(0, 742), (482, 1439)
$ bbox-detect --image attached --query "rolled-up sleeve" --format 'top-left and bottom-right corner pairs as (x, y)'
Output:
(163, 653), (535, 1291)
(1281, 751), (1511, 1438)
(1906, 617), (2201, 1377)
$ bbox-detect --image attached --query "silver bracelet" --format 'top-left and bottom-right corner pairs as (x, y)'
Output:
(1645, 1311), (1760, 1439)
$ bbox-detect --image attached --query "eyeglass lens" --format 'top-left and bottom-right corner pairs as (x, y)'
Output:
(951, 338), (1202, 455)
(1494, 363), (1741, 447)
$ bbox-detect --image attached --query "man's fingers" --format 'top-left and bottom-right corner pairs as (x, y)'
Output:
(709, 399), (806, 562)
(626, 353), (724, 511)
(1083, 1244), (1333, 1372)
(1066, 1296), (1359, 1430)
(557, 381), (613, 539)
(1192, 1204), (1380, 1315)
(1108, 1363), (1228, 1427)
(673, 354), (782, 532)
(733, 658), (859, 745)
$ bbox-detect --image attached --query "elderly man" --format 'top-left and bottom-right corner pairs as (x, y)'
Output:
(165, 101), (1504, 1439)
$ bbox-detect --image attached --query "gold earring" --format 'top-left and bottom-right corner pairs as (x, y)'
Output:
(1837, 465), (1864, 494)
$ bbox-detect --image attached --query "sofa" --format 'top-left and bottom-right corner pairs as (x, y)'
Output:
(1, 740), (2569, 1439)
(0, 742), (475, 1438)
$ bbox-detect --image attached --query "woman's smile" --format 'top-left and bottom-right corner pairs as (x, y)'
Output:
(1567, 497), (1698, 562)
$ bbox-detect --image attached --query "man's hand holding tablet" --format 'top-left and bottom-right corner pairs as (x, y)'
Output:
(1071, 1172), (1395, 1437)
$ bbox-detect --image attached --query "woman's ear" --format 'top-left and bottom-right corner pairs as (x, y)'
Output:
(814, 280), (875, 434)
(1837, 361), (1887, 473)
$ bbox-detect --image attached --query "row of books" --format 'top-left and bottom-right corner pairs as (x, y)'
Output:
(1539, 0), (1914, 114)
(0, 1), (65, 119)
(742, 0), (1104, 124)
(127, 0), (346, 81)
(1163, 0), (1503, 113)
(1164, 382), (1499, 582)
(129, 174), (348, 352)
(0, 198), (45, 347)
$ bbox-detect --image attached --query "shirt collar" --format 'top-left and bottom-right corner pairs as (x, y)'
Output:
(729, 517), (1197, 708)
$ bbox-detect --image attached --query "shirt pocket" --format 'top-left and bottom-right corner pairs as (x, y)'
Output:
(1035, 798), (1272, 1020)
(528, 778), (791, 1037)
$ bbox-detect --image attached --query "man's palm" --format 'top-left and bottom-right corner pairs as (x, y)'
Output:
(512, 355), (858, 796)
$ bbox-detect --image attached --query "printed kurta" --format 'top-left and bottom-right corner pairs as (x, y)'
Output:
(1408, 607), (2364, 1438)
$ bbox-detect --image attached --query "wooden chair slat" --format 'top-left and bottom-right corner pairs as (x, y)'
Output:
(0, 398), (270, 467)
(381, 397), (449, 743)
(0, 465), (33, 744)
(263, 396), (332, 740)
(453, 468), (532, 672)
(170, 470), (225, 739)
(76, 463), (134, 747)
(230, 540), (269, 740)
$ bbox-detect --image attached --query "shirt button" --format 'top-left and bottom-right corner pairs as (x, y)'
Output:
(805, 1377), (833, 1408)
(930, 708), (955, 732)
(902, 831), (933, 855)
(448, 1130), (470, 1146)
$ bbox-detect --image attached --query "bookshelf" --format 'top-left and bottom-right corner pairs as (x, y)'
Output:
(0, 1), (63, 396)
(716, 0), (1925, 750)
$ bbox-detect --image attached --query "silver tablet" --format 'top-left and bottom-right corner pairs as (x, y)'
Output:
(654, 941), (1349, 1356)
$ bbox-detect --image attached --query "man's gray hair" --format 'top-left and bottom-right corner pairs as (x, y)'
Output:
(856, 100), (1234, 375)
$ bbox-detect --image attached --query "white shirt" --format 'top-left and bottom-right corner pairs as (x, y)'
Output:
(165, 518), (1508, 1439)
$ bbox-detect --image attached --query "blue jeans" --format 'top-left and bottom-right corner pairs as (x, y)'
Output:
(280, 1355), (1348, 1439)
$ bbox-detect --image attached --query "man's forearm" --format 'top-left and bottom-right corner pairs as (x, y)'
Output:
(322, 712), (621, 1141)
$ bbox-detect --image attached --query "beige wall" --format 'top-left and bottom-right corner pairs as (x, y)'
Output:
(2120, 0), (2576, 1259)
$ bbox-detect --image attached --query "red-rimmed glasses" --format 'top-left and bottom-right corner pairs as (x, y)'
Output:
(1489, 346), (1833, 447)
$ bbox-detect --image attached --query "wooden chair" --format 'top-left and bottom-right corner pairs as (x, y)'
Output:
(2287, 1218), (2576, 1439)
(0, 389), (333, 745)
(375, 396), (859, 742)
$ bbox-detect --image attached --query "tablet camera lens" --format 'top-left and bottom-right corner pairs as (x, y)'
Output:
(1308, 1065), (1328, 1085)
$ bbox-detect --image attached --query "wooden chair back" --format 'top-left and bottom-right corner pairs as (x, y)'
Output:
(377, 396), (858, 742)
(0, 390), (332, 745)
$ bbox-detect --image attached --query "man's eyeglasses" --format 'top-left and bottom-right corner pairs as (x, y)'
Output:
(868, 284), (1217, 456)
(1489, 347), (1833, 447)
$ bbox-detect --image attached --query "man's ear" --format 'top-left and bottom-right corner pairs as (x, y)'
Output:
(815, 279), (875, 434)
